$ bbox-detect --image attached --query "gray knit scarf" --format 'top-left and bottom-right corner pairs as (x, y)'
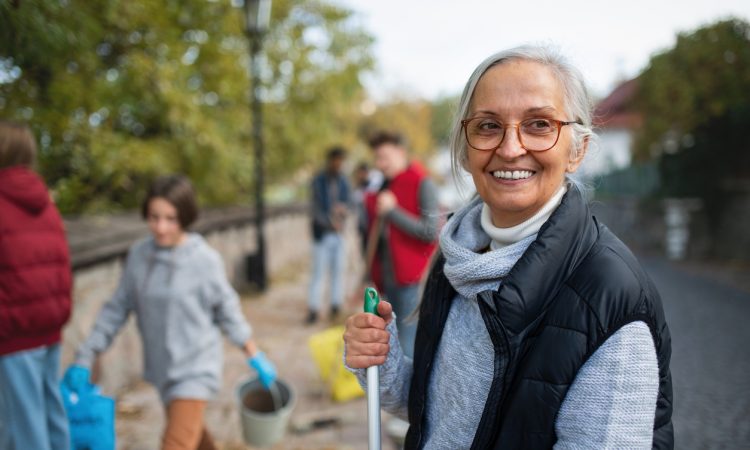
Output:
(439, 197), (537, 300)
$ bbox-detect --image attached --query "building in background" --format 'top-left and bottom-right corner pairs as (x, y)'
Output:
(580, 79), (641, 179)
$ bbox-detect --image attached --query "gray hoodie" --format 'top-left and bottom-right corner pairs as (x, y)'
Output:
(75, 233), (251, 403)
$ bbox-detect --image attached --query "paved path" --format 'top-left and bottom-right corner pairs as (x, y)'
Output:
(642, 257), (750, 449)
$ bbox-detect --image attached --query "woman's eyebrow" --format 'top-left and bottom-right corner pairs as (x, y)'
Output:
(525, 106), (558, 115)
(471, 109), (499, 117)
(470, 106), (558, 117)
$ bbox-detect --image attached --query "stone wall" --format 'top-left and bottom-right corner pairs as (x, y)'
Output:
(61, 204), (312, 395)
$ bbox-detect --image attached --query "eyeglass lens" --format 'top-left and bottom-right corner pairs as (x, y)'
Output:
(465, 118), (561, 151)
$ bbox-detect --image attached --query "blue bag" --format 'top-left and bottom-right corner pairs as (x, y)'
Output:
(60, 382), (116, 450)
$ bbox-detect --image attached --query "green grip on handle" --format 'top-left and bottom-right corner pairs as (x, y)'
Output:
(364, 287), (380, 316)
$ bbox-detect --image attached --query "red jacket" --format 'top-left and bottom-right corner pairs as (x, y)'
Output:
(366, 162), (436, 288)
(0, 166), (72, 355)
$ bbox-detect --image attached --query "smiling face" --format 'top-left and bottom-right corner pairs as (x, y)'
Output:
(146, 197), (186, 247)
(465, 60), (586, 227)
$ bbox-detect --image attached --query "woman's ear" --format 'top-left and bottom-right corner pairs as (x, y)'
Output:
(460, 151), (471, 172)
(566, 136), (589, 173)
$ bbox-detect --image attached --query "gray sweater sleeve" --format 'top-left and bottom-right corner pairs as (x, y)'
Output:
(554, 321), (659, 448)
(346, 320), (412, 420)
(385, 178), (439, 242)
(206, 254), (252, 348)
(74, 263), (135, 368)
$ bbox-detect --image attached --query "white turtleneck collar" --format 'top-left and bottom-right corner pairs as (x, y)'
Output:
(480, 184), (567, 250)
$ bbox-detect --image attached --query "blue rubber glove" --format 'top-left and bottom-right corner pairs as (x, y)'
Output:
(248, 352), (277, 389)
(63, 365), (90, 393)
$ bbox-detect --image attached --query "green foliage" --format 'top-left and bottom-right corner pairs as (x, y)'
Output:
(634, 18), (750, 162)
(634, 18), (750, 238)
(430, 94), (459, 147)
(263, 0), (374, 179)
(358, 98), (435, 159)
(0, 0), (374, 213)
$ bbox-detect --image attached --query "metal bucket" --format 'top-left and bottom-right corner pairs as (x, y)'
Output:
(237, 378), (295, 447)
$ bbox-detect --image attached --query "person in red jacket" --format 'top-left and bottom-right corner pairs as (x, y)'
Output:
(0, 121), (72, 450)
(363, 131), (439, 359)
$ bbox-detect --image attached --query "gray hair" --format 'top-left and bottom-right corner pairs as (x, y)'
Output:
(449, 44), (595, 184)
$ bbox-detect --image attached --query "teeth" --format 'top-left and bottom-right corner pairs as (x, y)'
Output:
(492, 170), (533, 180)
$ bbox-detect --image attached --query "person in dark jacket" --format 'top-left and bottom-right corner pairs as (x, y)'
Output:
(344, 45), (673, 449)
(307, 147), (351, 324)
(0, 121), (72, 450)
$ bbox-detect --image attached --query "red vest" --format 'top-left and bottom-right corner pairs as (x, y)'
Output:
(0, 167), (72, 355)
(366, 162), (436, 288)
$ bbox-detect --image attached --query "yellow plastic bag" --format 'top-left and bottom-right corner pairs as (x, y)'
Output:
(308, 325), (365, 402)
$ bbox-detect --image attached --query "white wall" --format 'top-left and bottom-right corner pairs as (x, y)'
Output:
(579, 128), (633, 178)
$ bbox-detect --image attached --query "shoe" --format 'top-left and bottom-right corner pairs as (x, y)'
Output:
(330, 305), (340, 319)
(306, 310), (318, 324)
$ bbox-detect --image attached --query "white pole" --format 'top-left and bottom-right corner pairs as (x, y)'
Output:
(366, 365), (381, 450)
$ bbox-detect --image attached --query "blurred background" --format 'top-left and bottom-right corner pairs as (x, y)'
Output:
(1, 0), (749, 449)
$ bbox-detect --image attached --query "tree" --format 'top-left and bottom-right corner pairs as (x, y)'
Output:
(634, 18), (750, 164)
(633, 18), (750, 253)
(262, 0), (374, 184)
(358, 97), (435, 158)
(430, 94), (459, 148)
(634, 18), (750, 195)
(0, 0), (373, 213)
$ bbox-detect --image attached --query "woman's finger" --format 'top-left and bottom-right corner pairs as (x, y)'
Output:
(344, 326), (390, 345)
(376, 300), (394, 324)
(347, 312), (387, 330)
(345, 354), (387, 369)
(345, 340), (390, 358)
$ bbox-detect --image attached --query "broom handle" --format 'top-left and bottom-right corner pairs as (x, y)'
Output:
(364, 216), (384, 278)
(367, 366), (380, 450)
(364, 287), (381, 450)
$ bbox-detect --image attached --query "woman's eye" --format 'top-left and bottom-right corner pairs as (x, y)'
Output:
(523, 119), (554, 133)
(477, 120), (501, 131)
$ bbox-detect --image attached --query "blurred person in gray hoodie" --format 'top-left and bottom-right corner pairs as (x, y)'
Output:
(63, 175), (276, 450)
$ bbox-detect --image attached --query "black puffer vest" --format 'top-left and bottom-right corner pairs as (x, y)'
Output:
(404, 187), (673, 449)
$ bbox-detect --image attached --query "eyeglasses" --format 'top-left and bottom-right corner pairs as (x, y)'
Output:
(461, 117), (582, 152)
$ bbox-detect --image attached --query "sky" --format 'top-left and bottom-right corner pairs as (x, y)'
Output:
(335, 0), (750, 101)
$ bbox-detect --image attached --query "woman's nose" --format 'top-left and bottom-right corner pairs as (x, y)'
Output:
(155, 220), (169, 233)
(494, 126), (527, 159)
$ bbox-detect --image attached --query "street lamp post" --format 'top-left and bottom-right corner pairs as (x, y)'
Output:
(243, 0), (272, 291)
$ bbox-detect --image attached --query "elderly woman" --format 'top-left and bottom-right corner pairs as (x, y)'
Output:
(344, 45), (673, 449)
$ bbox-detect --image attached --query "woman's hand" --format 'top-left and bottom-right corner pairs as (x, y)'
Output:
(244, 339), (277, 389)
(344, 300), (393, 369)
(248, 352), (277, 389)
(63, 365), (91, 393)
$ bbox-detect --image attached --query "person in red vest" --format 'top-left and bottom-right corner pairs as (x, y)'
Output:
(364, 131), (439, 358)
(0, 121), (72, 450)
